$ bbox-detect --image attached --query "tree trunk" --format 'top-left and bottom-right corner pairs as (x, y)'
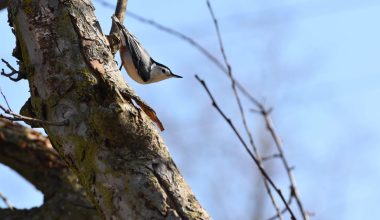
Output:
(6, 0), (210, 219)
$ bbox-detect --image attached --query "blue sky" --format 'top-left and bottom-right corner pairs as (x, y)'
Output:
(1, 0), (380, 219)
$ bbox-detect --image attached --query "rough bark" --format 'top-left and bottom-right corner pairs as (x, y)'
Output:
(0, 118), (100, 220)
(6, 0), (210, 219)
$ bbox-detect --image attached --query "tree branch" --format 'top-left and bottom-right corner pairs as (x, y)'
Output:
(114, 0), (128, 23)
(1, 59), (25, 82)
(0, 104), (68, 126)
(0, 118), (100, 219)
(0, 88), (68, 127)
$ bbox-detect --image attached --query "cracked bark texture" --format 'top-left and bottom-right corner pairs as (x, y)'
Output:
(6, 0), (210, 219)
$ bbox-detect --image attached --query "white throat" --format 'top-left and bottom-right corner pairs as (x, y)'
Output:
(149, 63), (171, 83)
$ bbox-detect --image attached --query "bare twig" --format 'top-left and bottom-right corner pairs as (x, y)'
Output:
(0, 59), (16, 73)
(268, 208), (289, 220)
(205, 1), (283, 218)
(0, 86), (12, 111)
(267, 195), (294, 220)
(206, 0), (231, 74)
(252, 108), (309, 220)
(269, 205), (314, 220)
(0, 104), (68, 126)
(195, 75), (296, 220)
(207, 1), (308, 217)
(261, 154), (281, 161)
(0, 192), (13, 210)
(1, 59), (25, 82)
(263, 173), (284, 220)
(264, 110), (309, 220)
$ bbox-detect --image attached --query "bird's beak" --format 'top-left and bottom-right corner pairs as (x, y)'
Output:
(171, 73), (183, 78)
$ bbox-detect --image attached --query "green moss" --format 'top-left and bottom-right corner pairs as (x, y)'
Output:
(72, 137), (102, 180)
(95, 182), (113, 210)
(55, 13), (74, 39)
(78, 68), (98, 87)
(21, 0), (37, 17)
(30, 96), (44, 118)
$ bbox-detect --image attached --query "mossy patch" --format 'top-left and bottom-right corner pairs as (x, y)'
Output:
(21, 0), (37, 17)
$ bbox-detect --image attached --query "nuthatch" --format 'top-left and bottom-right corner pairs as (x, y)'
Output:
(112, 15), (182, 84)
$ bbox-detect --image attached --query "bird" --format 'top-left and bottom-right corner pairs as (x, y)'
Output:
(111, 15), (183, 84)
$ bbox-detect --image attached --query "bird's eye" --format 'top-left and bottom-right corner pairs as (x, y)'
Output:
(161, 69), (166, 73)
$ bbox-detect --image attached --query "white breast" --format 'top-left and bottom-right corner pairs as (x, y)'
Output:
(120, 47), (147, 84)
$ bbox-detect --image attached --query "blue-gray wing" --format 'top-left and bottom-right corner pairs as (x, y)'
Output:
(112, 16), (152, 82)
(122, 29), (152, 82)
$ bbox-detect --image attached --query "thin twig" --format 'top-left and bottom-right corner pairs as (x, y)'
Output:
(252, 108), (309, 220)
(264, 109), (309, 220)
(267, 194), (294, 220)
(205, 1), (283, 218)
(0, 86), (12, 111)
(206, 0), (231, 75)
(1, 59), (17, 73)
(268, 207), (288, 220)
(195, 75), (296, 220)
(0, 192), (14, 210)
(261, 154), (281, 161)
(262, 170), (284, 220)
(0, 104), (68, 126)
